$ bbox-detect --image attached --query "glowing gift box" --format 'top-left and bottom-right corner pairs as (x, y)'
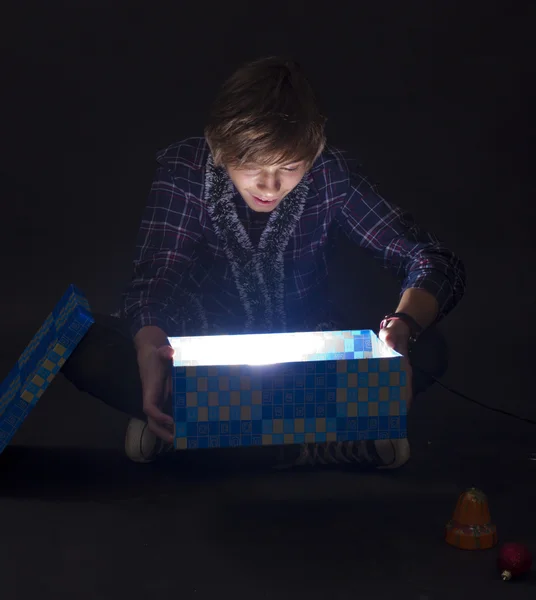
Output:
(0, 285), (94, 455)
(170, 330), (408, 450)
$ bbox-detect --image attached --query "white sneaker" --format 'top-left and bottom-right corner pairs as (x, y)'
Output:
(276, 438), (411, 470)
(124, 418), (169, 463)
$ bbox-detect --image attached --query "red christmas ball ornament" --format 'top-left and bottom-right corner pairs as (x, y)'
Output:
(497, 543), (532, 581)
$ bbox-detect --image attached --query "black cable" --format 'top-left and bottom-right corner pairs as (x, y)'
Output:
(413, 366), (536, 426)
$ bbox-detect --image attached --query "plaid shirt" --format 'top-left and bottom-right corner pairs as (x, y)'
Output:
(123, 137), (465, 336)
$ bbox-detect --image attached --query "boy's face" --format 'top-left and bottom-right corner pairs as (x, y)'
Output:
(226, 160), (308, 213)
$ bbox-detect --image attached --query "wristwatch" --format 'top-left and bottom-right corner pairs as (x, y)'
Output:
(380, 312), (423, 344)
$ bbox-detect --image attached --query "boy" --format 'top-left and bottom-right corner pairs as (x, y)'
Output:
(63, 57), (465, 469)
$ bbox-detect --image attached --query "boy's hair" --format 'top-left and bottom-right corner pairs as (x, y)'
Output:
(205, 56), (326, 169)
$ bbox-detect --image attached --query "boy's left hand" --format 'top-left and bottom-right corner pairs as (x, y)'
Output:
(379, 319), (411, 356)
(379, 319), (413, 410)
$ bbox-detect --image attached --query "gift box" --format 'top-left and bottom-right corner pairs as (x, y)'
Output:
(170, 329), (408, 450)
(0, 285), (94, 454)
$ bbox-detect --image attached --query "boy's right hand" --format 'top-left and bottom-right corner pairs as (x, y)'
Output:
(136, 343), (175, 443)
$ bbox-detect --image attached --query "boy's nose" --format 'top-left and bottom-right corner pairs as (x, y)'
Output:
(258, 175), (281, 195)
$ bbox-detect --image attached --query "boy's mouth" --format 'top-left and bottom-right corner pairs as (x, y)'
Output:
(251, 194), (278, 205)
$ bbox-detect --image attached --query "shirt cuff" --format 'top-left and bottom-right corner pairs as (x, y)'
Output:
(401, 273), (455, 320)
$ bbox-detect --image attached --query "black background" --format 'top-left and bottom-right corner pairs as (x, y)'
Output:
(1, 3), (536, 597)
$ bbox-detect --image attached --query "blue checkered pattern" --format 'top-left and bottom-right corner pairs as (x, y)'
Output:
(0, 285), (94, 454)
(172, 332), (408, 450)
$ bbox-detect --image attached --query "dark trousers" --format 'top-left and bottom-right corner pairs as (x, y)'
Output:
(61, 313), (449, 422)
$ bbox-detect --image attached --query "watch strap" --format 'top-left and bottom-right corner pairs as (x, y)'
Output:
(380, 312), (423, 341)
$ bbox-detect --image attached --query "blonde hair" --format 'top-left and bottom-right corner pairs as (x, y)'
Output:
(205, 56), (326, 169)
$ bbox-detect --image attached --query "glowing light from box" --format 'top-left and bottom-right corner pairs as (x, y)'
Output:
(169, 330), (399, 367)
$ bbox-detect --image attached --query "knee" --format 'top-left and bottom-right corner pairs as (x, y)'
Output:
(410, 326), (449, 395)
(412, 326), (448, 374)
(61, 318), (130, 392)
(61, 331), (98, 392)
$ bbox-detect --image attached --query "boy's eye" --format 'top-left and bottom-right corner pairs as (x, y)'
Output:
(238, 164), (301, 173)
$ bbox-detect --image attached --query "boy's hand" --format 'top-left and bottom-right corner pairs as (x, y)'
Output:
(379, 319), (413, 410)
(137, 344), (175, 443)
(379, 319), (411, 357)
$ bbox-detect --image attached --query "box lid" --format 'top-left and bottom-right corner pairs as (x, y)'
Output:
(0, 285), (94, 454)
